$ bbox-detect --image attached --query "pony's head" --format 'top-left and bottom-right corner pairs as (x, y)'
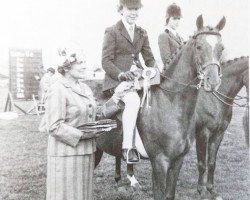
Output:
(193, 15), (226, 91)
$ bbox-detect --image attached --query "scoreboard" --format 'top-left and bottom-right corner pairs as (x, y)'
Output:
(9, 49), (43, 99)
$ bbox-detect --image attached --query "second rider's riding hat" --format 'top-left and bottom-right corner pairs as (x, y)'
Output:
(166, 3), (182, 19)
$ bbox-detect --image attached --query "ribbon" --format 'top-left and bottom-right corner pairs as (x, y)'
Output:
(140, 69), (152, 109)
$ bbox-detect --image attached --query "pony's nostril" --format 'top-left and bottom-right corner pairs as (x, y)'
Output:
(206, 77), (210, 83)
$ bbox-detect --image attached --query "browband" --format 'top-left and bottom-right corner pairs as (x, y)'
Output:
(193, 31), (221, 39)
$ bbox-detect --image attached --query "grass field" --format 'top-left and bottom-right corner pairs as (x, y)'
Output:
(0, 88), (249, 200)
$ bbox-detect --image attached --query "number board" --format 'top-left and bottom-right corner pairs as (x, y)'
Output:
(9, 49), (43, 100)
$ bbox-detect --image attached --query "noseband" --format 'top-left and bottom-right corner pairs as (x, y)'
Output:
(195, 62), (222, 89)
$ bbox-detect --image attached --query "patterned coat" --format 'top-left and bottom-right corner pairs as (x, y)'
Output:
(39, 77), (97, 156)
(158, 29), (184, 66)
(39, 78), (97, 200)
(102, 20), (156, 92)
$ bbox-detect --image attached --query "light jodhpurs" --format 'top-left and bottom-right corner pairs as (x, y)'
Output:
(120, 91), (140, 149)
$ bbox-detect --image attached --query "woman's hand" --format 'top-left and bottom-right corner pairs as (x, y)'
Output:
(81, 127), (113, 139)
(81, 131), (96, 139)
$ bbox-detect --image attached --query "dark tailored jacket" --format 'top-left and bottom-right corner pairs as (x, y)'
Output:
(158, 29), (184, 66)
(102, 20), (156, 92)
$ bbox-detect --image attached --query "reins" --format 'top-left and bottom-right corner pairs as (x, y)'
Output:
(157, 73), (199, 93)
(212, 91), (249, 107)
(215, 90), (248, 100)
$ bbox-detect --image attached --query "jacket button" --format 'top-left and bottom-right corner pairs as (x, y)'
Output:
(89, 114), (92, 118)
(88, 104), (92, 108)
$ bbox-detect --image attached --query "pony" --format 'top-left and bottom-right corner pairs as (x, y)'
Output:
(195, 56), (249, 200)
(242, 68), (249, 148)
(106, 57), (249, 197)
(243, 107), (249, 147)
(104, 59), (249, 199)
(95, 15), (226, 200)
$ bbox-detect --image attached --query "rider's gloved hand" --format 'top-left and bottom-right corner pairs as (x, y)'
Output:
(118, 71), (136, 81)
(112, 82), (134, 102)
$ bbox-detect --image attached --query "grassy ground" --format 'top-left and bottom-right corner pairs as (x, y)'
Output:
(0, 89), (249, 200)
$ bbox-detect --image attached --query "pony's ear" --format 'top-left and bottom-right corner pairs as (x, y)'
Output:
(215, 16), (226, 31)
(196, 15), (203, 30)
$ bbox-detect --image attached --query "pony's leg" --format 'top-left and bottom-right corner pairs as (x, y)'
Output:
(243, 108), (249, 147)
(151, 153), (170, 200)
(165, 156), (184, 200)
(94, 147), (103, 168)
(196, 129), (210, 199)
(115, 156), (122, 182)
(126, 164), (141, 189)
(207, 131), (224, 200)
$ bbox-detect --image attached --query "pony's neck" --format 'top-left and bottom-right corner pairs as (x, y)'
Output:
(218, 57), (249, 98)
(161, 40), (196, 88)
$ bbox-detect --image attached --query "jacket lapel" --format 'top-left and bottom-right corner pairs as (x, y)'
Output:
(116, 20), (133, 45)
(133, 25), (141, 46)
(166, 29), (182, 45)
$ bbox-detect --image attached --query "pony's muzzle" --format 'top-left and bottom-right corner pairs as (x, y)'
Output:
(203, 64), (222, 91)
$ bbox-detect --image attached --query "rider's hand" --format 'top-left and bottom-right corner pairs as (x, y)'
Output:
(113, 82), (134, 101)
(118, 71), (136, 81)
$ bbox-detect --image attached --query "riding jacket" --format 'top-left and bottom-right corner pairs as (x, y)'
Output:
(158, 29), (184, 66)
(102, 20), (156, 92)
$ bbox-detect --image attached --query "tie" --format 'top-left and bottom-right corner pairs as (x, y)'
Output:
(129, 25), (134, 41)
(176, 33), (181, 43)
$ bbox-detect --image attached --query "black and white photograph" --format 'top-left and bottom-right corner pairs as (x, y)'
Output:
(0, 0), (249, 199)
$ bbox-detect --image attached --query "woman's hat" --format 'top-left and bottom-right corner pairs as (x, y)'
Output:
(47, 67), (55, 74)
(166, 3), (182, 19)
(119, 0), (143, 9)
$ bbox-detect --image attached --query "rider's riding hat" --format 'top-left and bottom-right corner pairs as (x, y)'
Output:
(119, 0), (143, 9)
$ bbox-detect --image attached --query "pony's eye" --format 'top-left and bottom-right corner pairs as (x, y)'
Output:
(196, 45), (202, 50)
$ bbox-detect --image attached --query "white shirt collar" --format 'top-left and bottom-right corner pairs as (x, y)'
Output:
(166, 25), (178, 37)
(122, 18), (135, 33)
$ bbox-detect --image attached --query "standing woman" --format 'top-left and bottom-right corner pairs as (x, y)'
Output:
(158, 3), (183, 66)
(39, 52), (98, 200)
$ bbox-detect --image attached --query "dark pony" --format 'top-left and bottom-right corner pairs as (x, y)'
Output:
(195, 56), (249, 200)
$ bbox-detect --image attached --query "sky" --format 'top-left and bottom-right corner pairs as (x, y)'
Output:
(0, 0), (249, 75)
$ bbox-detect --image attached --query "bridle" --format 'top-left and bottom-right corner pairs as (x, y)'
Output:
(196, 61), (222, 89)
(158, 30), (223, 93)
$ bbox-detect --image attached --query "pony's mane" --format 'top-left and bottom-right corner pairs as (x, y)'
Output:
(221, 56), (249, 68)
(162, 41), (188, 72)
